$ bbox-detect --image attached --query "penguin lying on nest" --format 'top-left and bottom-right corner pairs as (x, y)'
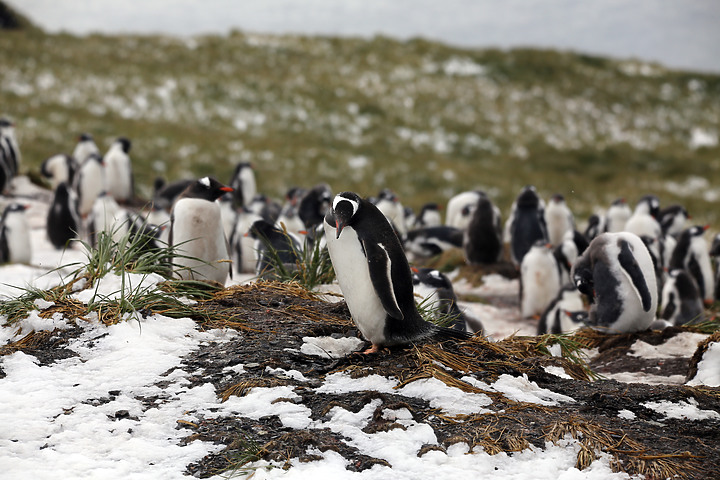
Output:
(324, 191), (471, 354)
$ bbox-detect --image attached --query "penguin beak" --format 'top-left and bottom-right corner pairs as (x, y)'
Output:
(335, 218), (344, 239)
(220, 186), (234, 193)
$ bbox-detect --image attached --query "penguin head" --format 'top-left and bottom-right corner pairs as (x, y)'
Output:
(78, 132), (94, 142)
(636, 195), (660, 218)
(116, 137), (132, 153)
(516, 185), (540, 208)
(183, 177), (234, 202)
(331, 192), (361, 239)
(687, 224), (709, 238)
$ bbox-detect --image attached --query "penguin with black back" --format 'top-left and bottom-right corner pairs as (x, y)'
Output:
(669, 225), (715, 304)
(324, 191), (470, 354)
(247, 219), (303, 277)
(47, 182), (81, 249)
(710, 233), (720, 301)
(0, 203), (31, 264)
(584, 214), (602, 241)
(660, 269), (705, 326)
(412, 267), (484, 334)
(404, 225), (463, 260)
(169, 177), (234, 286)
(463, 191), (503, 265)
(572, 232), (658, 333)
(0, 118), (20, 178)
(508, 185), (548, 266)
(298, 183), (333, 229)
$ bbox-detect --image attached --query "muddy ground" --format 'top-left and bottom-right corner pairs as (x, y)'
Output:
(2, 280), (719, 479)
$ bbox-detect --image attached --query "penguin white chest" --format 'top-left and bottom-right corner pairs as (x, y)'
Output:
(4, 215), (31, 263)
(324, 222), (388, 345)
(172, 198), (229, 285)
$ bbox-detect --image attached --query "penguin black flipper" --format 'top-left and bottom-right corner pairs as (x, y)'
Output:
(687, 255), (705, 301)
(0, 226), (8, 263)
(617, 239), (653, 312)
(363, 238), (404, 320)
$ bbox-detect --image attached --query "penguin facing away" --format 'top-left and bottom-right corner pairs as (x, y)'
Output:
(0, 203), (31, 264)
(660, 269), (705, 326)
(604, 198), (631, 233)
(508, 185), (548, 266)
(463, 192), (503, 265)
(572, 232), (658, 333)
(47, 182), (81, 249)
(324, 191), (469, 354)
(170, 177), (234, 286)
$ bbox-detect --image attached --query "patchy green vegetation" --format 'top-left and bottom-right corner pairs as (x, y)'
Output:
(2, 27), (719, 225)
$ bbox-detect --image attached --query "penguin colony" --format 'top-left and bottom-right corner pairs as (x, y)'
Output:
(1, 119), (718, 353)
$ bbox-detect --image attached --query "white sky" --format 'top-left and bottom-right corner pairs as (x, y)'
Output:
(9, 0), (720, 73)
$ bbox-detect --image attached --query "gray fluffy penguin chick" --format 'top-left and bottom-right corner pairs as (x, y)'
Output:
(170, 177), (234, 286)
(572, 232), (658, 333)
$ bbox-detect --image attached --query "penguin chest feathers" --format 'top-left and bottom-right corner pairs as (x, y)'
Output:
(172, 198), (229, 284)
(324, 221), (389, 346)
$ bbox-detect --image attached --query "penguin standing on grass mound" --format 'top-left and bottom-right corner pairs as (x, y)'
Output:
(170, 177), (234, 286)
(572, 232), (658, 333)
(324, 191), (470, 354)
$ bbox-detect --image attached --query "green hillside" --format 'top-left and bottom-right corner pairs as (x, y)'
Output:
(2, 26), (719, 223)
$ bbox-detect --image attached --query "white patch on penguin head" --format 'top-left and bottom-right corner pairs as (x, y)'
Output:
(333, 193), (360, 217)
(199, 177), (211, 188)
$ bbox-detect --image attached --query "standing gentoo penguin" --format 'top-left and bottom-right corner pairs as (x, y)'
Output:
(520, 241), (562, 318)
(170, 177), (234, 286)
(229, 162), (257, 209)
(544, 193), (574, 247)
(0, 203), (31, 264)
(463, 192), (503, 265)
(660, 269), (705, 326)
(508, 185), (548, 266)
(41, 154), (78, 191)
(74, 153), (106, 217)
(47, 182), (81, 249)
(324, 191), (469, 354)
(604, 198), (631, 233)
(103, 137), (134, 204)
(624, 194), (662, 240)
(72, 133), (100, 165)
(669, 225), (715, 304)
(572, 232), (658, 333)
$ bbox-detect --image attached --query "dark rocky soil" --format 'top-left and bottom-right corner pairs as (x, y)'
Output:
(2, 281), (719, 479)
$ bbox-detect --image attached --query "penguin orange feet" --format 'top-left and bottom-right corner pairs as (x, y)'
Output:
(361, 344), (381, 355)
